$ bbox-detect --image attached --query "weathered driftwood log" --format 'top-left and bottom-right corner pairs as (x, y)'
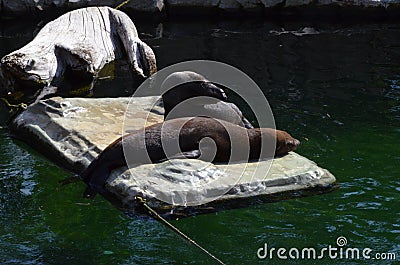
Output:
(1, 6), (156, 93)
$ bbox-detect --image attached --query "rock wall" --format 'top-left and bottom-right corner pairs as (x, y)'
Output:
(1, 0), (399, 18)
(0, 0), (164, 16)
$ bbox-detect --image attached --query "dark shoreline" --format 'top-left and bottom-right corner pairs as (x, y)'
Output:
(1, 1), (400, 22)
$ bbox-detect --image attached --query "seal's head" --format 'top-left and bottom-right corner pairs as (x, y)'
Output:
(161, 71), (227, 117)
(248, 128), (300, 159)
(274, 129), (301, 156)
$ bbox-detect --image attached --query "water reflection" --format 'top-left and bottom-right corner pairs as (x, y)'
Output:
(385, 76), (400, 121)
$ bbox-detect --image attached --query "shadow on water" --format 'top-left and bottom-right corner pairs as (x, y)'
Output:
(0, 17), (399, 264)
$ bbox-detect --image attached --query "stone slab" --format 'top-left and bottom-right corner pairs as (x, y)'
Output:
(10, 96), (336, 216)
(11, 96), (164, 172)
(107, 153), (335, 212)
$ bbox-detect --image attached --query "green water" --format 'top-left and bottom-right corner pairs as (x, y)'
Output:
(0, 18), (399, 264)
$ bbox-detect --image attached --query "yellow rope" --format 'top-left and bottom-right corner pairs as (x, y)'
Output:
(115, 0), (131, 10)
(135, 196), (227, 265)
(1, 97), (27, 110)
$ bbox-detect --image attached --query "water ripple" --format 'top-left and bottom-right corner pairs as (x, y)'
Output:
(355, 201), (382, 210)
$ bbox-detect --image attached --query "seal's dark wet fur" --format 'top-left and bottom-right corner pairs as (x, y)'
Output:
(81, 117), (300, 198)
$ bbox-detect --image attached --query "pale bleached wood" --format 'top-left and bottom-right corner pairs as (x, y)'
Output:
(1, 6), (156, 88)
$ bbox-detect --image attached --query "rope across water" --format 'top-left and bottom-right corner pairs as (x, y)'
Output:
(135, 196), (227, 265)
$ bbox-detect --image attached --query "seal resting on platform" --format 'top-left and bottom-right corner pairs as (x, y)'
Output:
(81, 117), (300, 197)
(161, 71), (254, 128)
(0, 6), (156, 95)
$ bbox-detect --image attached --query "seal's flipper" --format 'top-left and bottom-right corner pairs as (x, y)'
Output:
(157, 150), (202, 162)
(180, 150), (202, 159)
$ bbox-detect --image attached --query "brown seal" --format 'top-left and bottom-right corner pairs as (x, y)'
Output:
(161, 71), (253, 128)
(81, 117), (300, 197)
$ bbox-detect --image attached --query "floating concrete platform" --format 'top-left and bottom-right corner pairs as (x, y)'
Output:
(10, 96), (337, 217)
